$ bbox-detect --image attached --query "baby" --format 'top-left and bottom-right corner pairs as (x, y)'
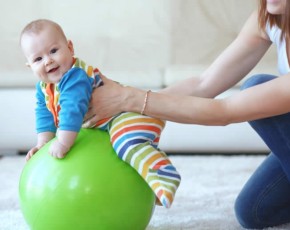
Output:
(20, 19), (180, 208)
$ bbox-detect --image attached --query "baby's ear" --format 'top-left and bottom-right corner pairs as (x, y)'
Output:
(67, 40), (74, 55)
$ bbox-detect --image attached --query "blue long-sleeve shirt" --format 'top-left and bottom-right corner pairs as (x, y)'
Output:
(35, 59), (99, 133)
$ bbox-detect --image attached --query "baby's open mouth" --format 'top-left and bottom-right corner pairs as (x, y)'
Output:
(48, 67), (59, 73)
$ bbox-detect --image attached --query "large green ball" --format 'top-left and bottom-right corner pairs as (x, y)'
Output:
(19, 129), (155, 230)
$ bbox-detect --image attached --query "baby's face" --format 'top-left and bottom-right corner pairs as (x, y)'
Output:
(21, 25), (74, 84)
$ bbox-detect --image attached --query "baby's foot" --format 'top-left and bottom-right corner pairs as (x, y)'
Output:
(147, 165), (181, 208)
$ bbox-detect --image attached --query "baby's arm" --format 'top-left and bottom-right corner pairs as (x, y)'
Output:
(26, 132), (55, 161)
(49, 130), (77, 159)
(50, 67), (92, 158)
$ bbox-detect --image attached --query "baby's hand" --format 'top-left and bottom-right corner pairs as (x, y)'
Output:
(26, 146), (40, 161)
(49, 139), (70, 159)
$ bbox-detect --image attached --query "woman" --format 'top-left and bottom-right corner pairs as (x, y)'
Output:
(84, 0), (290, 228)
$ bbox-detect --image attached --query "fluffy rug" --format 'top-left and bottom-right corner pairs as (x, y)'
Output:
(1, 155), (290, 230)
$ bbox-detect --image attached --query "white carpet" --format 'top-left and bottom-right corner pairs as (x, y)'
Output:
(1, 155), (290, 230)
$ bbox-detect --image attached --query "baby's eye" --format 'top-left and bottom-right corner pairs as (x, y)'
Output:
(34, 57), (42, 62)
(51, 48), (58, 54)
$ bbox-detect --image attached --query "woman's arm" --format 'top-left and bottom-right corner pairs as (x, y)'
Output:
(84, 72), (290, 126)
(120, 73), (290, 126)
(83, 11), (274, 127)
(160, 11), (271, 98)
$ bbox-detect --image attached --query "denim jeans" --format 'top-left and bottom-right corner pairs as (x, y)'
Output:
(234, 74), (290, 229)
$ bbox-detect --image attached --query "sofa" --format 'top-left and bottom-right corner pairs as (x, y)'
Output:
(0, 0), (275, 155)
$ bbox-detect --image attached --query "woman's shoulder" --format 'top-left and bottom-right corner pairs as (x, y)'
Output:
(239, 10), (270, 42)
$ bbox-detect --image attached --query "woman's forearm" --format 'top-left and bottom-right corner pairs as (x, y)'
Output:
(125, 74), (290, 126)
(146, 92), (228, 125)
(124, 86), (228, 125)
(87, 73), (290, 127)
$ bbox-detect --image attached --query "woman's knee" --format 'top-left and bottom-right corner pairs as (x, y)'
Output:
(234, 193), (258, 229)
(240, 74), (277, 90)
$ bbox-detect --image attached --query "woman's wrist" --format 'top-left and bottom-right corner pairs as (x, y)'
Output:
(122, 86), (147, 114)
(141, 90), (151, 115)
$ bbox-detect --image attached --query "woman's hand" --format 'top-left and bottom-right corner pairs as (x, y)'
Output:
(83, 74), (129, 128)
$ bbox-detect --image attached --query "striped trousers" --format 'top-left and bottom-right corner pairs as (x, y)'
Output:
(96, 112), (181, 208)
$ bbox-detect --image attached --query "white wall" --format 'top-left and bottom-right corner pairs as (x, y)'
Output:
(1, 0), (269, 75)
(0, 0), (272, 154)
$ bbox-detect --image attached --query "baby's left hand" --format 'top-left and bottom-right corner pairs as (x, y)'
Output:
(49, 139), (70, 159)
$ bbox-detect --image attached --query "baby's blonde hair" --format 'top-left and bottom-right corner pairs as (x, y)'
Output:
(20, 19), (67, 45)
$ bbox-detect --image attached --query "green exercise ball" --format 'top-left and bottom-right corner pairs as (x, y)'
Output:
(19, 129), (155, 230)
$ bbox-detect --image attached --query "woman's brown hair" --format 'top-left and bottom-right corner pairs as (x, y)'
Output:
(258, 0), (290, 40)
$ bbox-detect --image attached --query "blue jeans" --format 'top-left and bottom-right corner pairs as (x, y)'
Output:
(234, 74), (290, 229)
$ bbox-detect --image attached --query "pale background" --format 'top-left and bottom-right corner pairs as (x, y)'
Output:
(0, 0), (275, 154)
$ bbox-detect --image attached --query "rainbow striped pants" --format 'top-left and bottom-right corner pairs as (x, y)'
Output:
(97, 112), (181, 208)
